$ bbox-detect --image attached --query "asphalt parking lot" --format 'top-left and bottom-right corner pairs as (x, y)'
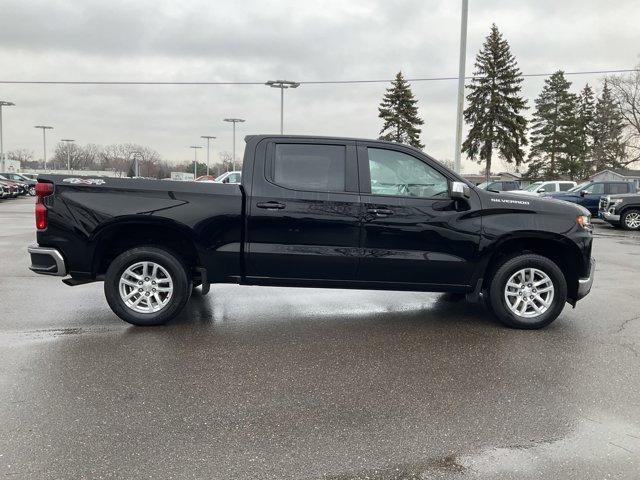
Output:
(1, 196), (639, 479)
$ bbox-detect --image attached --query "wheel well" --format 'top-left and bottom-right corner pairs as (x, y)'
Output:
(620, 205), (640, 217)
(482, 237), (582, 301)
(92, 223), (200, 277)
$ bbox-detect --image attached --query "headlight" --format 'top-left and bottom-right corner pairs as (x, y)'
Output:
(577, 215), (592, 229)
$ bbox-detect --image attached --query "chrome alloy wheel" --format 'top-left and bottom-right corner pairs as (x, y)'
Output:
(119, 261), (173, 313)
(625, 212), (640, 229)
(503, 268), (554, 318)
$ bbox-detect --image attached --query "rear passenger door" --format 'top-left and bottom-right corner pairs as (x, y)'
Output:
(246, 138), (361, 281)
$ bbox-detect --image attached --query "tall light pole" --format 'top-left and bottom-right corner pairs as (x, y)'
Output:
(265, 80), (300, 134)
(201, 135), (216, 176)
(35, 125), (54, 171)
(190, 145), (203, 178)
(0, 101), (15, 172)
(453, 0), (469, 174)
(61, 139), (75, 172)
(223, 118), (245, 171)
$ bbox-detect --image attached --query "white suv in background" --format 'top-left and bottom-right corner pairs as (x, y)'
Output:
(511, 180), (576, 196)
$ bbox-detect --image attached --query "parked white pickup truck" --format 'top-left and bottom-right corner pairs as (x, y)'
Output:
(511, 180), (576, 196)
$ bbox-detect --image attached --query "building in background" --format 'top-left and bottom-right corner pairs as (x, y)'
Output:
(589, 169), (640, 188)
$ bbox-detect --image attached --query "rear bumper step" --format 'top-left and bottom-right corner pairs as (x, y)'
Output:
(28, 244), (67, 276)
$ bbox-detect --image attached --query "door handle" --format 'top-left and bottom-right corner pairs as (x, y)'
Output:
(257, 201), (286, 210)
(367, 208), (394, 216)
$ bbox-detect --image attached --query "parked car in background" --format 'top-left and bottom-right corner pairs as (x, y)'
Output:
(0, 172), (36, 196)
(195, 175), (217, 182)
(476, 180), (520, 192)
(0, 183), (9, 199)
(546, 181), (637, 216)
(0, 175), (30, 196)
(599, 193), (640, 230)
(511, 180), (576, 196)
(214, 171), (242, 184)
(0, 179), (20, 198)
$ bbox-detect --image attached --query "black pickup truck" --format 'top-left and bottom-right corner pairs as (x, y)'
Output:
(28, 135), (595, 329)
(599, 192), (640, 230)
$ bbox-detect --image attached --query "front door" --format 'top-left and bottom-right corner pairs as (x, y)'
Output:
(357, 143), (482, 287)
(246, 138), (361, 281)
(579, 182), (605, 215)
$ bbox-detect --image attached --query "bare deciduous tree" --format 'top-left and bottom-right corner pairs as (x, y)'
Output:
(608, 67), (640, 166)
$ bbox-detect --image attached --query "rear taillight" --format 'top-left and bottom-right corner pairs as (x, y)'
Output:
(35, 182), (54, 230)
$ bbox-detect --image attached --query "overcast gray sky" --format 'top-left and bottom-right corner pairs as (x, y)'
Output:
(0, 0), (638, 172)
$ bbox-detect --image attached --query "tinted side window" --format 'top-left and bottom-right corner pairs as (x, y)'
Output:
(608, 183), (629, 194)
(559, 183), (573, 191)
(545, 183), (558, 192)
(584, 183), (605, 194)
(368, 148), (448, 198)
(273, 144), (346, 192)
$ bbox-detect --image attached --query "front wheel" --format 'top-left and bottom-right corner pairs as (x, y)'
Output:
(104, 246), (191, 326)
(621, 209), (640, 231)
(28, 186), (36, 196)
(488, 254), (567, 329)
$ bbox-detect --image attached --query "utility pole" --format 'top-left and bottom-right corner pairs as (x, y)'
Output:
(61, 139), (75, 172)
(0, 101), (15, 172)
(223, 118), (245, 171)
(265, 80), (300, 134)
(201, 135), (216, 176)
(453, 0), (469, 174)
(190, 145), (203, 178)
(34, 125), (54, 171)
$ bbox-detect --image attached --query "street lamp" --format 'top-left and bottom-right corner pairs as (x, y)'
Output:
(223, 118), (245, 171)
(453, 0), (468, 174)
(200, 135), (216, 177)
(34, 125), (54, 170)
(265, 80), (300, 134)
(190, 145), (203, 178)
(61, 139), (75, 172)
(0, 101), (15, 172)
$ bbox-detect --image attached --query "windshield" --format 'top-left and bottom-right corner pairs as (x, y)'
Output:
(477, 181), (490, 189)
(524, 182), (543, 192)
(568, 182), (591, 192)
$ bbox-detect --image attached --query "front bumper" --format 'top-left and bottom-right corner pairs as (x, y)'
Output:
(601, 211), (620, 222)
(576, 257), (595, 301)
(28, 244), (67, 276)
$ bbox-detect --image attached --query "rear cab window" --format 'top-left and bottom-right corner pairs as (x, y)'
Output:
(607, 183), (629, 194)
(270, 143), (346, 192)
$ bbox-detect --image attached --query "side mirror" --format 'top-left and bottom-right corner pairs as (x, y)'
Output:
(537, 187), (546, 193)
(451, 181), (470, 199)
(222, 177), (230, 183)
(580, 190), (587, 197)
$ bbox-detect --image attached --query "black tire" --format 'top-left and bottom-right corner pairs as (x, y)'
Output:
(488, 254), (567, 329)
(621, 209), (640, 231)
(104, 246), (191, 326)
(28, 186), (36, 196)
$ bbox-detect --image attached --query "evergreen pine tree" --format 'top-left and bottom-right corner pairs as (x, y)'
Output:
(592, 80), (626, 172)
(462, 24), (528, 177)
(527, 71), (580, 178)
(378, 71), (424, 149)
(569, 84), (596, 179)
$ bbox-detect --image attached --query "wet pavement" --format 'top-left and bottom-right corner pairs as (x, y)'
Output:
(1, 196), (639, 479)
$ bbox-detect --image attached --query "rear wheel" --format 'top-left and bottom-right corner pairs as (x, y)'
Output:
(104, 246), (191, 326)
(488, 254), (567, 329)
(621, 209), (640, 231)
